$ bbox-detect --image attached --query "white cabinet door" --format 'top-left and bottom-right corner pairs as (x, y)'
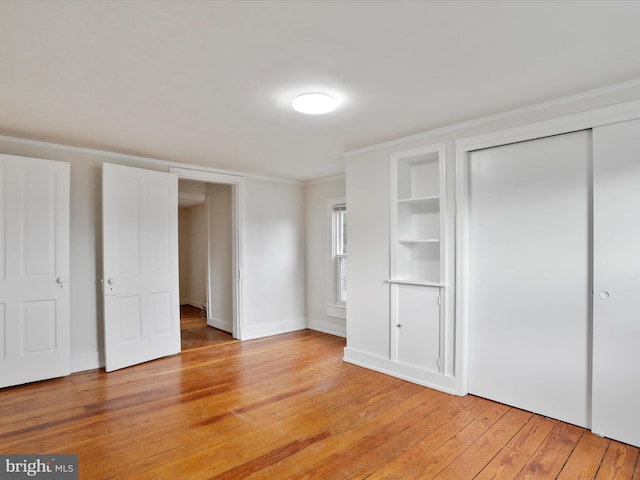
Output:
(102, 164), (180, 372)
(592, 119), (640, 447)
(392, 284), (440, 372)
(468, 131), (591, 428)
(0, 154), (70, 388)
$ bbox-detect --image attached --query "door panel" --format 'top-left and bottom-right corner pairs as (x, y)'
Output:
(103, 163), (180, 372)
(592, 119), (640, 447)
(394, 284), (440, 372)
(0, 153), (70, 388)
(468, 131), (591, 428)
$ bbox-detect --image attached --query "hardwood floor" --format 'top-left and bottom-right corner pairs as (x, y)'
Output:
(180, 305), (237, 351)
(1, 330), (638, 479)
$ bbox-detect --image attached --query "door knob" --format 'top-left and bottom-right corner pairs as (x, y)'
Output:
(56, 277), (66, 284)
(108, 278), (117, 285)
(599, 291), (610, 299)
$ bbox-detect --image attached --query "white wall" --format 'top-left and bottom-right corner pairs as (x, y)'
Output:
(241, 177), (306, 339)
(178, 204), (207, 308)
(0, 136), (307, 371)
(345, 80), (640, 388)
(305, 177), (346, 337)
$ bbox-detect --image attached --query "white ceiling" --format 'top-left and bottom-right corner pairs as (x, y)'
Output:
(1, 1), (640, 182)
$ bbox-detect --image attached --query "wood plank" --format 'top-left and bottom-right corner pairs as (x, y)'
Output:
(515, 422), (584, 479)
(595, 441), (640, 480)
(471, 411), (557, 480)
(432, 407), (534, 479)
(0, 330), (639, 479)
(362, 399), (509, 480)
(557, 432), (610, 480)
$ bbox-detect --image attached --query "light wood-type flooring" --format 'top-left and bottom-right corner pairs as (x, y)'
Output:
(1, 329), (638, 479)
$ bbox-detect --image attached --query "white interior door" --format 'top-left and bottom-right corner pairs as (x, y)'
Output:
(0, 153), (70, 388)
(103, 163), (180, 372)
(468, 131), (591, 428)
(592, 118), (640, 447)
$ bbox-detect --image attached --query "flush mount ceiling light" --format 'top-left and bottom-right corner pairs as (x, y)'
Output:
(292, 92), (337, 114)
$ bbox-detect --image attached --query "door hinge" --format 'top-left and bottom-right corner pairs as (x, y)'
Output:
(437, 295), (441, 306)
(436, 357), (441, 368)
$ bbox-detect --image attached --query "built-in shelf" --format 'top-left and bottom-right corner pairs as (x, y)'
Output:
(398, 238), (440, 243)
(387, 142), (449, 380)
(391, 144), (445, 285)
(388, 279), (447, 287)
(398, 195), (440, 204)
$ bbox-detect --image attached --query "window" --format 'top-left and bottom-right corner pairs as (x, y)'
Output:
(333, 203), (347, 305)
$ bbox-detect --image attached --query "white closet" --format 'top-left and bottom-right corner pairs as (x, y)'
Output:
(467, 119), (640, 447)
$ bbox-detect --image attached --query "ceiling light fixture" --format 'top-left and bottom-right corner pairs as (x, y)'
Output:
(292, 92), (337, 114)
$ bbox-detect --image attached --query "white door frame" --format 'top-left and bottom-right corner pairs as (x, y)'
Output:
(170, 167), (244, 340)
(454, 98), (640, 396)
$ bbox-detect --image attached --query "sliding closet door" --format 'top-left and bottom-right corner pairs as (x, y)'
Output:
(592, 119), (640, 447)
(468, 131), (591, 428)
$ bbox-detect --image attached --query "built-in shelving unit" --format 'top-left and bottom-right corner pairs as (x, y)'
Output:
(388, 143), (447, 377)
(390, 144), (446, 286)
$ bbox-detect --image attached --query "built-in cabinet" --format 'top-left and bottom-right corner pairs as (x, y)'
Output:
(390, 144), (446, 378)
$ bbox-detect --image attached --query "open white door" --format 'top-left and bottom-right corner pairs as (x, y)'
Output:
(102, 163), (180, 372)
(0, 153), (70, 388)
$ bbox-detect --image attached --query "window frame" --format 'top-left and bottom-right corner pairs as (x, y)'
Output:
(333, 203), (347, 305)
(327, 197), (347, 319)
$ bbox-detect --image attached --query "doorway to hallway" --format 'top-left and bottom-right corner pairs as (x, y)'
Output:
(180, 305), (237, 352)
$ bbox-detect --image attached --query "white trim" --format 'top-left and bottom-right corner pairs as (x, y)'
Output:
(240, 318), (307, 341)
(328, 196), (347, 308)
(325, 304), (346, 320)
(170, 167), (245, 341)
(307, 318), (346, 338)
(305, 173), (345, 186)
(345, 77), (640, 158)
(454, 98), (640, 396)
(208, 316), (232, 334)
(180, 299), (204, 309)
(0, 133), (304, 184)
(343, 347), (455, 394)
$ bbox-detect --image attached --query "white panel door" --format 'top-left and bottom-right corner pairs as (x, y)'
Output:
(392, 284), (440, 372)
(592, 119), (640, 447)
(468, 131), (591, 428)
(0, 153), (70, 388)
(103, 164), (180, 372)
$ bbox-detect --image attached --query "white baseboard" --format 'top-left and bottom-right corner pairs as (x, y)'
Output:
(240, 318), (306, 341)
(71, 351), (102, 373)
(343, 347), (455, 394)
(208, 316), (232, 333)
(180, 299), (204, 309)
(307, 318), (346, 338)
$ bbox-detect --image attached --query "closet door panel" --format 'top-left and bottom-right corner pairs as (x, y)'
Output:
(592, 119), (640, 448)
(468, 131), (591, 428)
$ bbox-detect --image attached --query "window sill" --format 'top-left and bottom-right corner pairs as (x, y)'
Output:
(326, 304), (346, 320)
